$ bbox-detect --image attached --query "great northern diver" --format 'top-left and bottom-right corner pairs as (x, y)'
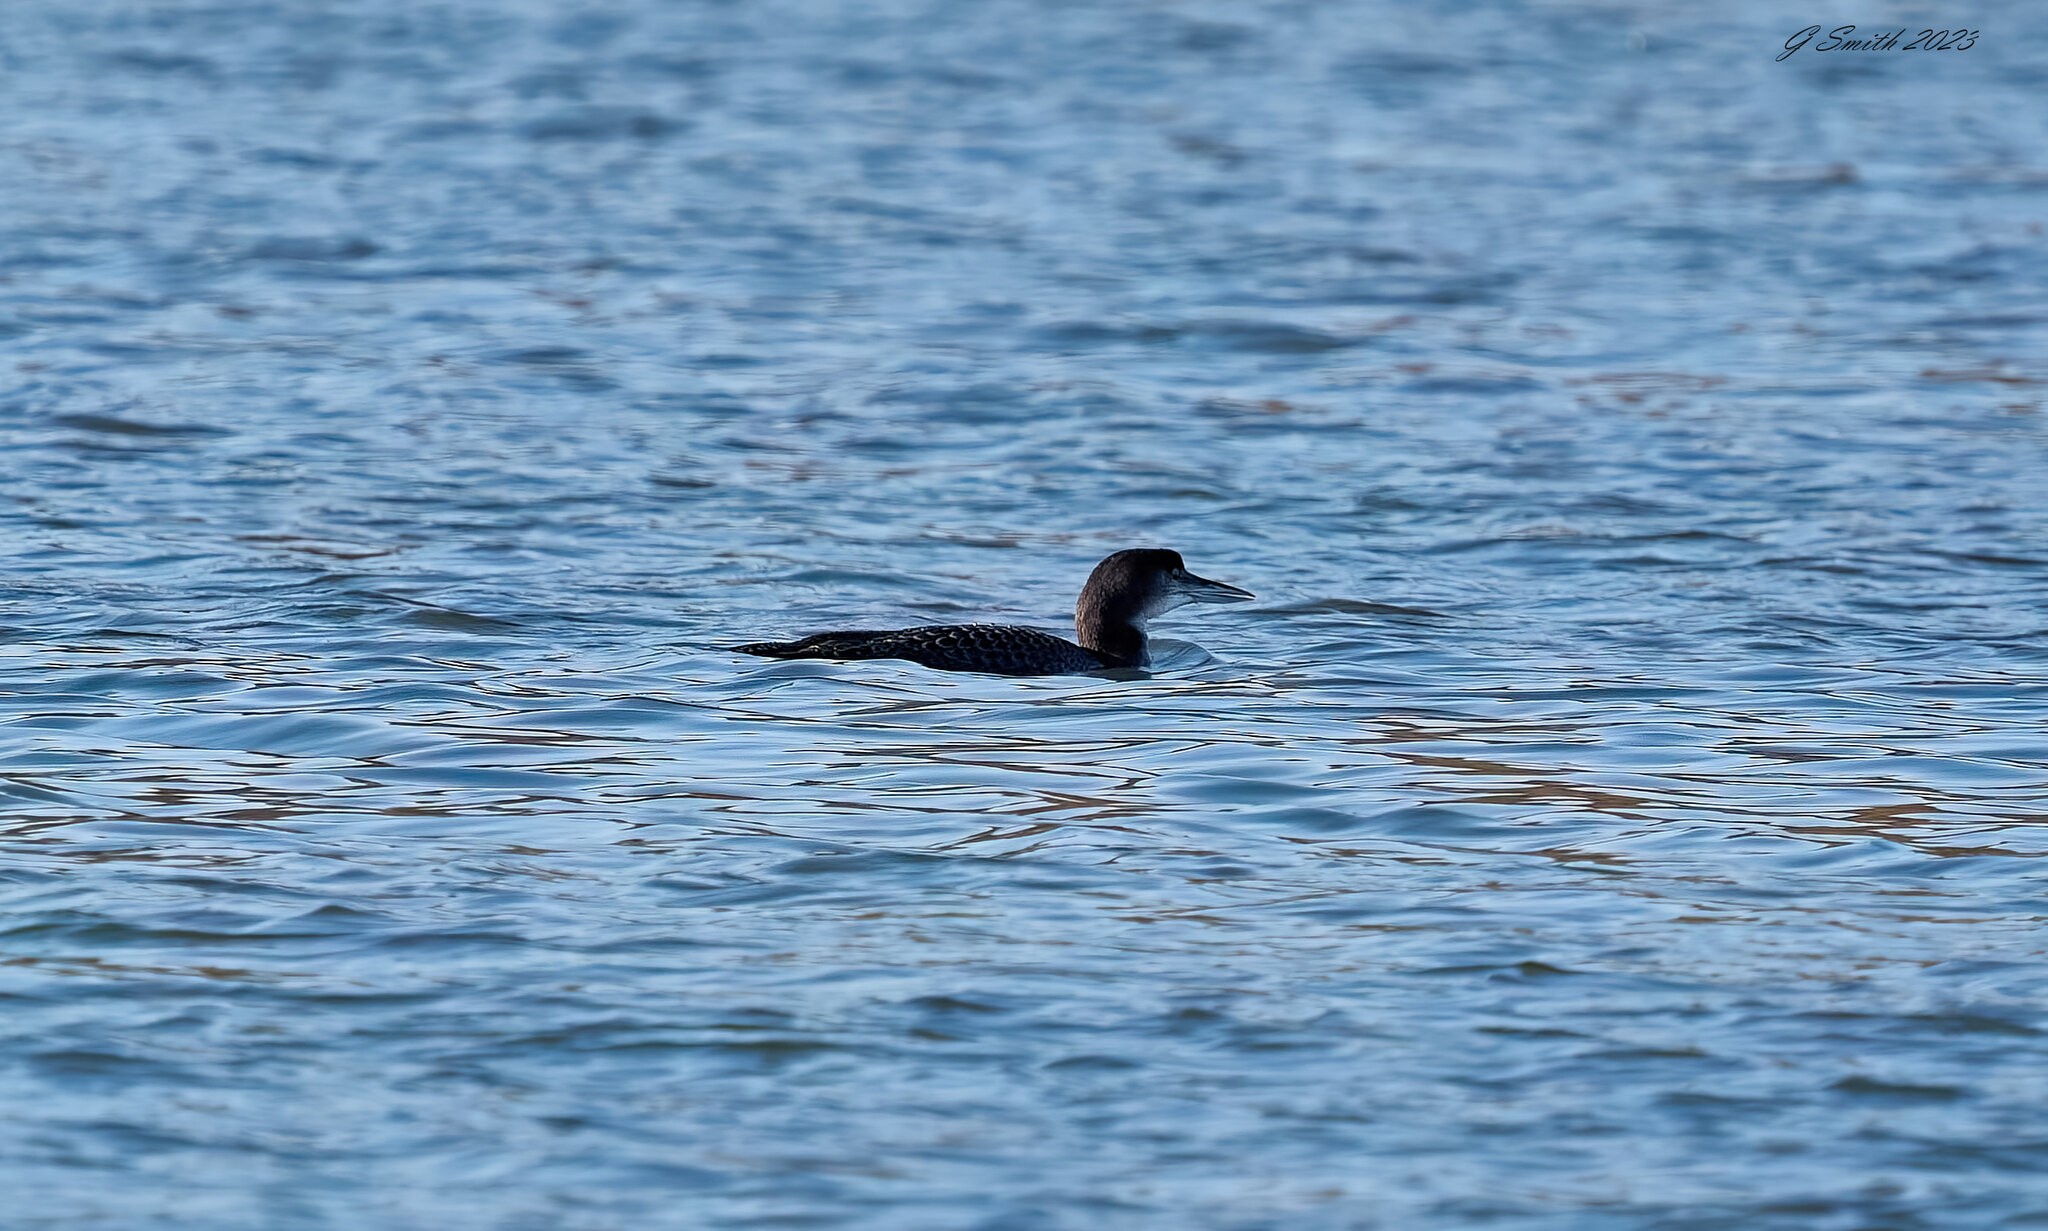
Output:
(735, 548), (1252, 676)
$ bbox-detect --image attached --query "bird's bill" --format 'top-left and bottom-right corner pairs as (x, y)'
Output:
(1179, 572), (1254, 603)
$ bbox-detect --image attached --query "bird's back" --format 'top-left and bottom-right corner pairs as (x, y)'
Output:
(735, 624), (1108, 676)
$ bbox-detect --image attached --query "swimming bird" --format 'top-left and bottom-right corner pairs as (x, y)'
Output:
(735, 548), (1252, 676)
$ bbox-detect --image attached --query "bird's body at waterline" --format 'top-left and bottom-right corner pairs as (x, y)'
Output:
(735, 549), (1253, 676)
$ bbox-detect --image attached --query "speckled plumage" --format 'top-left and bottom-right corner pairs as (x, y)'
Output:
(735, 548), (1252, 677)
(735, 624), (1110, 676)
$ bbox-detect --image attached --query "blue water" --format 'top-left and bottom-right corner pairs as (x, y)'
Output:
(5, 2), (2048, 1227)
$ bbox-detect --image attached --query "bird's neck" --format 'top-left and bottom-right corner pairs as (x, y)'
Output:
(1076, 611), (1145, 668)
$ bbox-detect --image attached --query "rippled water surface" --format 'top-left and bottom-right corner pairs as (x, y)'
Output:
(6, 2), (2048, 1227)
